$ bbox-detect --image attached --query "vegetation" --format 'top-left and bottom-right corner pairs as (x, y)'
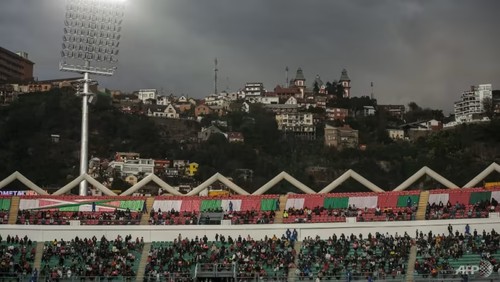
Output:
(0, 88), (499, 193)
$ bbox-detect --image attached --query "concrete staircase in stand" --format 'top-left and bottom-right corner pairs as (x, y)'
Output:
(33, 241), (45, 272)
(139, 197), (155, 225)
(287, 240), (302, 281)
(8, 196), (20, 224)
(273, 195), (288, 224)
(135, 242), (151, 281)
(416, 191), (430, 220)
(405, 244), (418, 282)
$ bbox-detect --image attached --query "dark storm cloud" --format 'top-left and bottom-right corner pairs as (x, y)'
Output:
(1, 0), (499, 113)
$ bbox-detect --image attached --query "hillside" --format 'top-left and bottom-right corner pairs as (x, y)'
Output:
(0, 88), (499, 192)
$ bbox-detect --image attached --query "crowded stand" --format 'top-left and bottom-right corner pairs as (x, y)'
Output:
(283, 191), (419, 223)
(145, 233), (296, 281)
(297, 232), (412, 280)
(0, 235), (35, 280)
(0, 185), (499, 280)
(15, 195), (145, 225)
(414, 227), (500, 279)
(149, 209), (199, 225)
(40, 235), (143, 280)
(149, 195), (279, 225)
(223, 209), (276, 224)
(0, 209), (8, 224)
(426, 188), (500, 220)
(16, 208), (142, 225)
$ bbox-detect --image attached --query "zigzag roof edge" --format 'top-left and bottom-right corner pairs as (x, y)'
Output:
(14, 172), (49, 195)
(282, 172), (316, 194)
(84, 174), (117, 196)
(252, 171), (288, 195)
(462, 162), (500, 188)
(393, 167), (427, 192)
(187, 173), (220, 196)
(423, 167), (459, 189)
(216, 174), (249, 195)
(53, 174), (86, 195)
(349, 170), (385, 193)
(319, 170), (354, 193)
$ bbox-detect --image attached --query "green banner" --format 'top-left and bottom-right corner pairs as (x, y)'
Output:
(323, 197), (349, 209)
(0, 199), (11, 211)
(397, 195), (419, 207)
(200, 199), (222, 211)
(119, 200), (144, 211)
(260, 199), (277, 211)
(469, 191), (492, 205)
(59, 205), (80, 212)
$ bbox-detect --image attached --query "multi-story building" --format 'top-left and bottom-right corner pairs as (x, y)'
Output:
(272, 85), (302, 101)
(387, 128), (405, 141)
(246, 92), (280, 104)
(378, 105), (406, 120)
(195, 104), (212, 117)
(493, 90), (500, 115)
(326, 107), (349, 121)
(146, 104), (179, 119)
(205, 94), (230, 109)
(109, 158), (155, 177)
(137, 89), (157, 103)
(0, 84), (16, 105)
(9, 77), (80, 94)
(0, 47), (34, 83)
(363, 106), (376, 116)
(243, 82), (264, 97)
(454, 84), (492, 123)
(275, 112), (315, 139)
(324, 124), (358, 150)
(259, 93), (279, 105)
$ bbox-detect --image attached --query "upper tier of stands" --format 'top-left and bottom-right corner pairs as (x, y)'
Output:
(0, 187), (496, 225)
(426, 188), (500, 220)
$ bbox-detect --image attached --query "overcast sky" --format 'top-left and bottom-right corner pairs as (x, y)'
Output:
(1, 0), (499, 113)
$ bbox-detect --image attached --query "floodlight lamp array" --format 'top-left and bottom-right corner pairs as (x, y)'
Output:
(60, 61), (116, 76)
(61, 0), (125, 65)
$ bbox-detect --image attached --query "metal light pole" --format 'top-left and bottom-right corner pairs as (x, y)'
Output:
(60, 0), (126, 195)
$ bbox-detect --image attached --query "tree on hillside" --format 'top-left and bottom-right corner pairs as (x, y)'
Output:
(349, 96), (376, 117)
(313, 81), (320, 94)
(325, 81), (344, 99)
(482, 97), (495, 119)
(404, 102), (444, 123)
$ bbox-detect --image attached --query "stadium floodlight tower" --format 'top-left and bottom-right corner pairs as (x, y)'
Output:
(60, 0), (126, 196)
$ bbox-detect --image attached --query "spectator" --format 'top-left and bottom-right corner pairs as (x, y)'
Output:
(30, 268), (38, 282)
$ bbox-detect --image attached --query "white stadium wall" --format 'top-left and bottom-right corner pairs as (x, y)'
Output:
(1, 217), (499, 242)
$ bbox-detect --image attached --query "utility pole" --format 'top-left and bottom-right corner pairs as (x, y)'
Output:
(285, 66), (289, 87)
(371, 82), (374, 100)
(214, 58), (218, 94)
